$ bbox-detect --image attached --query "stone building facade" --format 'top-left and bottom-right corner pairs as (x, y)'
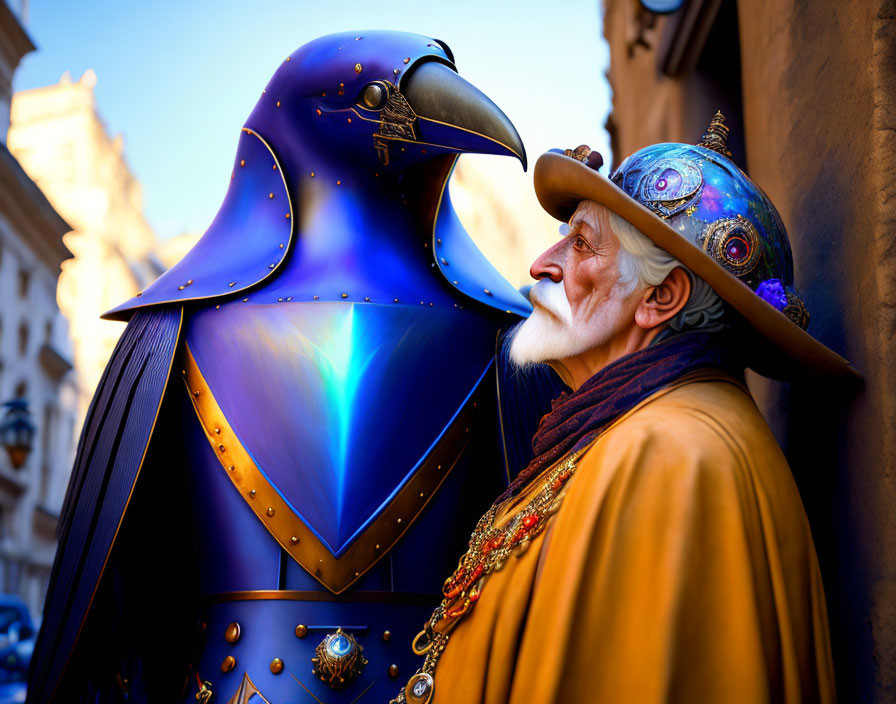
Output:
(8, 70), (165, 424)
(602, 0), (896, 700)
(0, 0), (77, 619)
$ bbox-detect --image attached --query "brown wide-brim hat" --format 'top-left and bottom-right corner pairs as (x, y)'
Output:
(533, 149), (860, 382)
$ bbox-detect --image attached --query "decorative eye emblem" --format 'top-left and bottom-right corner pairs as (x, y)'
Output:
(637, 158), (703, 217)
(361, 82), (388, 110)
(702, 215), (762, 276)
(311, 628), (367, 689)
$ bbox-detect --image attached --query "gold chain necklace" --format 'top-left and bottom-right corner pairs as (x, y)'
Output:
(390, 448), (587, 704)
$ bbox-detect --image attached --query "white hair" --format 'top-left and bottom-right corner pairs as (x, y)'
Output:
(602, 206), (729, 335)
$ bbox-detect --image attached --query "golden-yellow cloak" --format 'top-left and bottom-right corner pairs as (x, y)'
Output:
(429, 372), (835, 703)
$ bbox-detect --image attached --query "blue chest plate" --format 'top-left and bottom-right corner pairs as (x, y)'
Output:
(184, 299), (499, 592)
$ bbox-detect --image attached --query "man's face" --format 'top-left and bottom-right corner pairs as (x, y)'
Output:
(509, 201), (642, 368)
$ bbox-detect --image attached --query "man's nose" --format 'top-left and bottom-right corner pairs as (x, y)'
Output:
(529, 241), (564, 282)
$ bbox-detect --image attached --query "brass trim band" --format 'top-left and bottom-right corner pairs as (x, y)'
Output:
(203, 590), (440, 605)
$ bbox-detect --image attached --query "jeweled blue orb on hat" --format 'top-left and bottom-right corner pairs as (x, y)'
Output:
(534, 113), (859, 380)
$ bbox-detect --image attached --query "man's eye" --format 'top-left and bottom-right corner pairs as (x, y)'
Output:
(572, 236), (590, 252)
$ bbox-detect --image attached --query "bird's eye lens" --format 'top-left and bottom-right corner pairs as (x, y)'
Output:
(361, 83), (387, 110)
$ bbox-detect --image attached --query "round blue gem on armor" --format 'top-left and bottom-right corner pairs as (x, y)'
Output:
(327, 634), (352, 657)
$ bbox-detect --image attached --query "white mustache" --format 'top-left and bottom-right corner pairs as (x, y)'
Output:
(528, 279), (573, 326)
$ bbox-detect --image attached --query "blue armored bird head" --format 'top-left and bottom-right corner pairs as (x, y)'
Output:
(105, 30), (530, 319)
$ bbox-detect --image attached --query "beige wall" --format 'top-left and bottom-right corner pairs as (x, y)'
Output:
(603, 0), (896, 699)
(8, 70), (164, 423)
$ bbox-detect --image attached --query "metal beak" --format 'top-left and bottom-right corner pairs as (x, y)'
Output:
(402, 60), (527, 170)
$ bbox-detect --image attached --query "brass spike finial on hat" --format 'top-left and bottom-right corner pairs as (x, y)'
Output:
(697, 110), (733, 158)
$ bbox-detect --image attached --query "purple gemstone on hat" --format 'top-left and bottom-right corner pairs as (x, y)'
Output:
(756, 278), (787, 311)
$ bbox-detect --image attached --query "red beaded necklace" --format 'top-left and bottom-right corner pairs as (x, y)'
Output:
(391, 446), (588, 704)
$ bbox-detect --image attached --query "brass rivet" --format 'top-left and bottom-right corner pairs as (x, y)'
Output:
(397, 517), (402, 524)
(178, 285), (185, 290)
(419, 492), (424, 498)
(270, 658), (284, 674)
(278, 297), (283, 302)
(375, 543), (381, 550)
(217, 444), (225, 452)
(286, 56), (291, 62)
(295, 624), (308, 638)
(452, 280), (458, 285)
(393, 69), (400, 75)
(383, 630), (391, 641)
(506, 309), (512, 314)
(285, 213), (290, 219)
(341, 293), (348, 298)
(242, 298), (248, 302)
(316, 108), (322, 116)
(214, 427), (221, 434)
(266, 507), (275, 517)
(287, 296), (293, 301)
(193, 390), (200, 398)
(136, 292), (143, 297)
(310, 171), (315, 177)
(273, 164), (277, 170)
(440, 258), (448, 265)
(269, 193), (274, 199)
(437, 238), (442, 244)
(228, 282), (236, 287)
(484, 289), (492, 295)
(437, 465), (441, 470)
(187, 279), (193, 285)
(347, 117), (352, 123)
(269, 263), (275, 269)
(336, 180), (342, 186)
(364, 296), (371, 302)
(394, 298), (399, 303)
(290, 535), (299, 544)
(389, 664), (399, 678)
(313, 295), (319, 300)
(240, 159), (245, 167)
(215, 305), (220, 310)
(224, 622), (241, 644)
(276, 100), (281, 107)
(356, 36), (362, 40)
(354, 63), (362, 73)
(249, 489), (256, 498)
(228, 465), (235, 471)
(221, 655), (236, 673)
(355, 571), (360, 577)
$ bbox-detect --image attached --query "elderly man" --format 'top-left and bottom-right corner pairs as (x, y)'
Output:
(393, 115), (856, 704)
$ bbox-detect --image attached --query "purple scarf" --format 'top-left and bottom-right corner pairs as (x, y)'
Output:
(505, 330), (743, 497)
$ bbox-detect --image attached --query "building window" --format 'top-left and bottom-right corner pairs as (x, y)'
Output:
(40, 404), (55, 503)
(17, 269), (29, 299)
(18, 322), (28, 357)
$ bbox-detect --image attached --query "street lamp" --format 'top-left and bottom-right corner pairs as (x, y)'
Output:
(0, 399), (36, 470)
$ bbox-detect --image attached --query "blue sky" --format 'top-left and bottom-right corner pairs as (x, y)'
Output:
(14, 0), (612, 241)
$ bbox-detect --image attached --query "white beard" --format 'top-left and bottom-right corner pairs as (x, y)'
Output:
(508, 279), (629, 369)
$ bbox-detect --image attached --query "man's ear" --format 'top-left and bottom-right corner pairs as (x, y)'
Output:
(634, 267), (691, 330)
